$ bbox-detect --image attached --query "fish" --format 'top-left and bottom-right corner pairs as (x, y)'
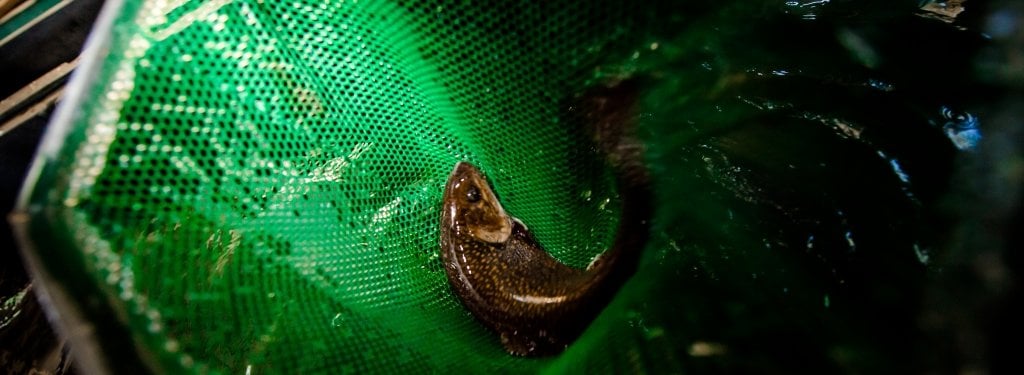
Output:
(439, 80), (651, 356)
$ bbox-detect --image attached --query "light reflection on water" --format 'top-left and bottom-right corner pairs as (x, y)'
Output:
(939, 106), (981, 150)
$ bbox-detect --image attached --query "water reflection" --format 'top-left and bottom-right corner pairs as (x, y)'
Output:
(939, 106), (981, 150)
(628, 1), (1002, 373)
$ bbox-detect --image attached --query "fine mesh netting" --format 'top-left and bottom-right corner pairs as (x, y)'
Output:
(15, 0), (979, 373)
(18, 0), (657, 372)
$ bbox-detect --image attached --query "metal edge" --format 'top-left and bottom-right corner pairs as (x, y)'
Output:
(0, 57), (77, 128)
(0, 0), (73, 47)
(9, 0), (138, 374)
(0, 84), (64, 135)
(0, 0), (39, 25)
(14, 0), (121, 211)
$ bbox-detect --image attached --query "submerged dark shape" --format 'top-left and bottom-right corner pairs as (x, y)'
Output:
(439, 81), (651, 356)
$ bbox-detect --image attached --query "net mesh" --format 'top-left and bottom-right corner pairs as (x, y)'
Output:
(20, 0), (663, 372)
(15, 0), (964, 373)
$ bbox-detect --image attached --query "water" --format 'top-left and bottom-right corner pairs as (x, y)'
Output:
(604, 0), (1021, 373)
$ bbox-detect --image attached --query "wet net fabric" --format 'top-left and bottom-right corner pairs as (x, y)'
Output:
(17, 0), (979, 372)
(20, 0), (658, 372)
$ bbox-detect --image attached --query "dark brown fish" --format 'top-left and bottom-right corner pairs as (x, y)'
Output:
(439, 81), (650, 356)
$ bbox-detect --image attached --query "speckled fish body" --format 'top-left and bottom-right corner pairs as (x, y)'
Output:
(440, 163), (584, 355)
(439, 80), (649, 356)
(440, 161), (647, 356)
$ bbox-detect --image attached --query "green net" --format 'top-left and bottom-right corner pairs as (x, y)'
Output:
(17, 0), (658, 372)
(14, 0), (976, 373)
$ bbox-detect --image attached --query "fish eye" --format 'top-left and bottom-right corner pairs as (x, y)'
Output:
(466, 186), (481, 203)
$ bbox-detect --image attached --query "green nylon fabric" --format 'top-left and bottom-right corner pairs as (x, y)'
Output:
(18, 0), (964, 373)
(25, 0), (652, 372)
